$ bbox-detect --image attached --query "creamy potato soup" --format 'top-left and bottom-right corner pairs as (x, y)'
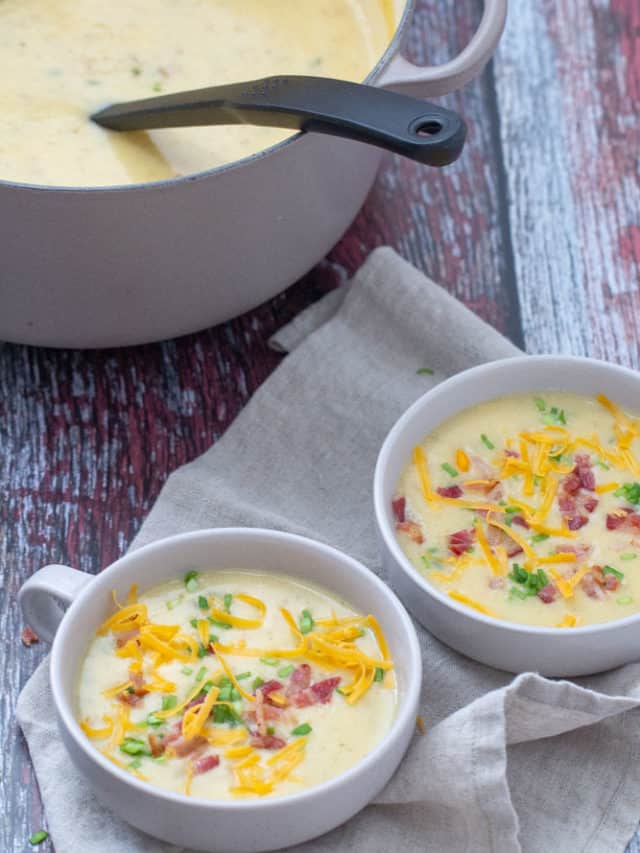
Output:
(0, 0), (396, 187)
(77, 570), (396, 799)
(394, 392), (640, 628)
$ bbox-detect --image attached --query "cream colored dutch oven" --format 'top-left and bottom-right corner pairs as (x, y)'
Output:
(0, 0), (506, 348)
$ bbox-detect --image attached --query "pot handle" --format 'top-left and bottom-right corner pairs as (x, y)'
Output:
(379, 0), (508, 97)
(19, 564), (92, 643)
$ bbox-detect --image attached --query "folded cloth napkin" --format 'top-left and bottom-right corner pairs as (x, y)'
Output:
(18, 248), (640, 853)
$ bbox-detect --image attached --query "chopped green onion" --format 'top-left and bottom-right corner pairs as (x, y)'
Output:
(260, 657), (279, 666)
(223, 593), (233, 612)
(504, 506), (519, 514)
(120, 737), (151, 756)
(533, 397), (546, 412)
(480, 433), (495, 450)
(267, 726), (276, 735)
(542, 406), (566, 426)
(614, 482), (640, 505)
(131, 67), (142, 76)
(197, 644), (208, 658)
(184, 569), (199, 591)
(291, 723), (312, 736)
(195, 666), (207, 682)
(190, 618), (198, 629)
(202, 680), (214, 693)
(181, 666), (193, 676)
(509, 587), (529, 601)
(198, 595), (209, 610)
(236, 671), (252, 680)
(252, 676), (265, 691)
(146, 713), (163, 728)
(230, 687), (241, 701)
(299, 609), (315, 635)
(165, 597), (182, 611)
(620, 553), (637, 561)
(128, 758), (143, 769)
(152, 81), (163, 92)
(162, 694), (178, 711)
(531, 532), (550, 543)
(374, 667), (384, 682)
(617, 596), (633, 605)
(278, 664), (295, 678)
(209, 634), (219, 646)
(152, 754), (168, 764)
(219, 685), (232, 701)
(595, 459), (610, 470)
(416, 367), (434, 375)
(29, 831), (49, 846)
(441, 462), (458, 478)
(510, 563), (528, 584)
(218, 676), (232, 687)
(603, 565), (624, 580)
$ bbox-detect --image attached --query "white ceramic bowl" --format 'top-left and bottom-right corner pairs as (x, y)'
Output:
(374, 355), (640, 677)
(19, 528), (421, 853)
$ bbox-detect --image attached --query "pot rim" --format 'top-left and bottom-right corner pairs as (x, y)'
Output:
(374, 353), (640, 638)
(0, 1), (414, 195)
(50, 526), (422, 811)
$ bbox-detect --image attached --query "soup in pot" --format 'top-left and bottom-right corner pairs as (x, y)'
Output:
(77, 569), (396, 799)
(0, 0), (396, 187)
(393, 391), (640, 628)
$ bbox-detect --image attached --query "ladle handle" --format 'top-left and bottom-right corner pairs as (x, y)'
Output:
(92, 75), (466, 167)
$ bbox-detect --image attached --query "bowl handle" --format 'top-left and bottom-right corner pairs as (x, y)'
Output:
(19, 564), (92, 643)
(379, 0), (508, 97)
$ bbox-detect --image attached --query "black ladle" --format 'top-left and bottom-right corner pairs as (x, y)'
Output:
(92, 75), (466, 167)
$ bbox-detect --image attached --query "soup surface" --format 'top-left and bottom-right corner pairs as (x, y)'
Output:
(394, 392), (640, 628)
(77, 569), (396, 799)
(0, 0), (395, 187)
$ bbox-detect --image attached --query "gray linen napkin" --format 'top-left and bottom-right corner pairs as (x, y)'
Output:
(18, 248), (640, 853)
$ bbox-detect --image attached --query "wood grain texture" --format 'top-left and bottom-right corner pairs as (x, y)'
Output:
(494, 0), (640, 363)
(3, 0), (640, 850)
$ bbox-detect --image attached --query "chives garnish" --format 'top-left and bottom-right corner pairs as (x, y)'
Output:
(162, 694), (178, 711)
(236, 671), (252, 680)
(209, 634), (219, 646)
(603, 565), (624, 580)
(152, 754), (168, 764)
(29, 831), (49, 846)
(230, 687), (241, 701)
(146, 713), (163, 727)
(531, 533), (550, 543)
(480, 434), (495, 450)
(299, 609), (315, 635)
(120, 738), (150, 756)
(223, 593), (233, 612)
(260, 657), (279, 666)
(197, 644), (208, 658)
(184, 569), (199, 592)
(190, 618), (198, 628)
(252, 676), (265, 692)
(416, 367), (434, 375)
(614, 482), (640, 504)
(374, 667), (384, 682)
(595, 459), (610, 470)
(441, 462), (458, 478)
(195, 666), (207, 682)
(534, 397), (546, 412)
(219, 685), (232, 701)
(620, 553), (637, 561)
(202, 681), (214, 693)
(128, 758), (142, 770)
(509, 587), (528, 601)
(181, 666), (193, 676)
(266, 726), (276, 735)
(291, 723), (312, 736)
(198, 595), (209, 610)
(278, 664), (295, 678)
(542, 406), (567, 426)
(617, 595), (633, 605)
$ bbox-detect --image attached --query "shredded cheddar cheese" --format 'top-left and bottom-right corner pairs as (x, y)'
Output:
(448, 591), (497, 617)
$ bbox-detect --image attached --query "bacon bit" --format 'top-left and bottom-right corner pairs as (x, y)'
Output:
(250, 734), (287, 750)
(259, 681), (287, 707)
(117, 690), (143, 707)
(115, 628), (140, 648)
(148, 734), (166, 757)
(504, 449), (519, 458)
(488, 577), (505, 589)
(574, 454), (596, 491)
(555, 543), (591, 561)
(391, 496), (406, 523)
(580, 572), (606, 600)
(21, 626), (39, 647)
(310, 677), (341, 704)
(537, 584), (558, 604)
(172, 735), (207, 757)
(566, 516), (588, 531)
(193, 754), (220, 775)
(436, 485), (463, 499)
(606, 508), (640, 531)
(288, 664), (311, 691)
(559, 457), (598, 530)
(129, 669), (148, 697)
(510, 514), (530, 530)
(486, 524), (523, 558)
(246, 704), (282, 724)
(396, 520), (424, 544)
(448, 528), (475, 556)
(185, 694), (206, 711)
(468, 454), (495, 479)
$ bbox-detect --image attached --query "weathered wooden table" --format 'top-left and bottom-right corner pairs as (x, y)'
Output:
(3, 1), (640, 850)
